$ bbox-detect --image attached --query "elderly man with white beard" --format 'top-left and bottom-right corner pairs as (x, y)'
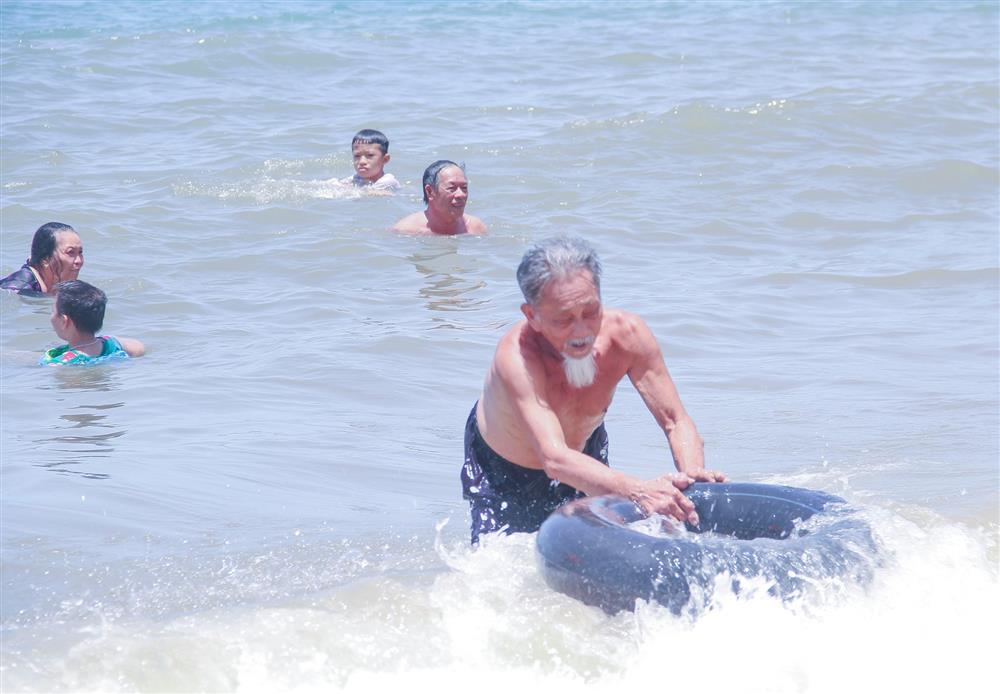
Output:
(461, 236), (726, 544)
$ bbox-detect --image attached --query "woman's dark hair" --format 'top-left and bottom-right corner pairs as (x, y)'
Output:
(30, 222), (75, 267)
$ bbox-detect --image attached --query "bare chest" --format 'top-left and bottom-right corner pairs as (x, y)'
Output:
(541, 360), (626, 448)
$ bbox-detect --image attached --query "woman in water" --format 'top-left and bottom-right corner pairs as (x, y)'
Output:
(1, 222), (84, 296)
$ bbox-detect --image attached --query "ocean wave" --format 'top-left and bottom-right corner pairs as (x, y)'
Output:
(3, 505), (996, 692)
(755, 267), (999, 290)
(172, 177), (368, 204)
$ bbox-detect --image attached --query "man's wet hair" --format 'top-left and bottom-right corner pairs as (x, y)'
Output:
(352, 129), (390, 155)
(422, 159), (464, 203)
(54, 280), (107, 335)
(517, 236), (603, 306)
(30, 222), (76, 267)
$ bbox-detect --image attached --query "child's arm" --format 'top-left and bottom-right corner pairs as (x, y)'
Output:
(119, 337), (146, 357)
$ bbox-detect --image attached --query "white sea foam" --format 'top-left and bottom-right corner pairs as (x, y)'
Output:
(173, 177), (369, 203)
(3, 507), (995, 693)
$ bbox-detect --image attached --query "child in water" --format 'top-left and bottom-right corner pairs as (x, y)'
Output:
(41, 280), (145, 365)
(342, 128), (401, 192)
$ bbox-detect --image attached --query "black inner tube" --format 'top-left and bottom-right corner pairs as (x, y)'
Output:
(536, 483), (878, 615)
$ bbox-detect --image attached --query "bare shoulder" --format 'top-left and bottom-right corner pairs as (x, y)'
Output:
(492, 320), (543, 391)
(604, 308), (653, 338)
(604, 309), (661, 364)
(391, 212), (429, 234)
(494, 320), (529, 373)
(465, 215), (488, 235)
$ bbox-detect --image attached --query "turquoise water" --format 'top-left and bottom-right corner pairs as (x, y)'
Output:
(1, 1), (997, 691)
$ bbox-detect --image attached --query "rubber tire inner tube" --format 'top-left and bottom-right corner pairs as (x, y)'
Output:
(535, 482), (879, 615)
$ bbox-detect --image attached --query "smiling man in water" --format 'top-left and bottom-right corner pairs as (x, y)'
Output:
(392, 160), (487, 236)
(462, 236), (726, 544)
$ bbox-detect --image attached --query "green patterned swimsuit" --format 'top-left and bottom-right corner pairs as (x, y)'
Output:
(41, 336), (128, 365)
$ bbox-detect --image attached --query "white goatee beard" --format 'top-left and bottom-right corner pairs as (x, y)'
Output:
(562, 352), (597, 388)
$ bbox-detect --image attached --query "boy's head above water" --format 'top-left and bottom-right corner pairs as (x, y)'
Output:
(351, 128), (391, 182)
(51, 279), (106, 340)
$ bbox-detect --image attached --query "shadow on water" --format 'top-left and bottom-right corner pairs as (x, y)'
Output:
(32, 368), (128, 479)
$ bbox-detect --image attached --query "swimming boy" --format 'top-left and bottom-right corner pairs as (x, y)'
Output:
(342, 129), (401, 192)
(42, 280), (145, 365)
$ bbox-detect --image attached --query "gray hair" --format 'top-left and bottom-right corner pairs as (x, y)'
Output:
(422, 159), (465, 203)
(517, 236), (602, 305)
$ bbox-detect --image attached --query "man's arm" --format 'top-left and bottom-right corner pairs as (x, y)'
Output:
(625, 313), (726, 482)
(497, 340), (703, 523)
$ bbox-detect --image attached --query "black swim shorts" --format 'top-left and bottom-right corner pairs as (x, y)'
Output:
(461, 403), (609, 544)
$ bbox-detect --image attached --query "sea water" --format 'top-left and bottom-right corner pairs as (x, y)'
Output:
(1, 1), (997, 691)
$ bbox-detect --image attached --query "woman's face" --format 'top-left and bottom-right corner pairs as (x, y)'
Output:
(46, 231), (84, 282)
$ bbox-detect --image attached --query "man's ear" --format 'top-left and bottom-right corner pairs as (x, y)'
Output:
(382, 153), (391, 164)
(521, 302), (537, 326)
(424, 184), (434, 201)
